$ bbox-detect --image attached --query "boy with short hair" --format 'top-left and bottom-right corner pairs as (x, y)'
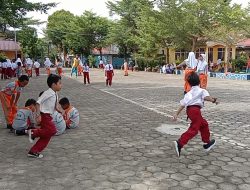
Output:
(13, 99), (37, 136)
(27, 74), (62, 158)
(38, 91), (66, 136)
(0, 75), (29, 129)
(173, 72), (219, 157)
(59, 97), (79, 129)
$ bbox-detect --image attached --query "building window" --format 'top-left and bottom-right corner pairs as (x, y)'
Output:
(217, 48), (225, 61)
(175, 50), (189, 61)
(195, 48), (205, 58)
(208, 48), (213, 63)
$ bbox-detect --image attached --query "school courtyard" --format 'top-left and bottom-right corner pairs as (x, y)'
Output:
(0, 69), (250, 190)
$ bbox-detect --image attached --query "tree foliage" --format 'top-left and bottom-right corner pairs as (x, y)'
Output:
(46, 10), (111, 56)
(0, 0), (56, 32)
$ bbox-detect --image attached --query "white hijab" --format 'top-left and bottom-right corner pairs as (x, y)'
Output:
(44, 58), (52, 67)
(197, 54), (208, 72)
(187, 52), (197, 69)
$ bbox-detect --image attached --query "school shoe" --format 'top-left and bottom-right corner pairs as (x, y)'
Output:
(203, 139), (216, 152)
(174, 141), (181, 157)
(6, 124), (12, 129)
(28, 130), (35, 143)
(27, 151), (43, 158)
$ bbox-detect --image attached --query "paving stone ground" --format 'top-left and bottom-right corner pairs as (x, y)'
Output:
(0, 68), (250, 190)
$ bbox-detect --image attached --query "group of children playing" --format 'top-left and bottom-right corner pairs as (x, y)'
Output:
(0, 51), (220, 159)
(0, 74), (79, 158)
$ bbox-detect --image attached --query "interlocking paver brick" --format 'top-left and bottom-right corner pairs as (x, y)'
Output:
(1, 69), (250, 189)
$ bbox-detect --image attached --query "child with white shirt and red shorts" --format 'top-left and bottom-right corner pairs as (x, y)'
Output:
(173, 72), (219, 157)
(27, 74), (62, 158)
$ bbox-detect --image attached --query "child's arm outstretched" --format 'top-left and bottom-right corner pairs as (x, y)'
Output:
(204, 96), (219, 105)
(173, 105), (185, 121)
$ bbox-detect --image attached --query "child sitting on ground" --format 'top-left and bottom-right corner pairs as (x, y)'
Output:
(13, 99), (37, 136)
(52, 111), (66, 135)
(59, 97), (79, 129)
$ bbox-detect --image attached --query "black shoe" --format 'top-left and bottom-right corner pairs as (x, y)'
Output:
(174, 141), (181, 157)
(203, 139), (216, 152)
(27, 151), (43, 158)
(9, 128), (14, 133)
(6, 124), (12, 129)
(14, 129), (26, 136)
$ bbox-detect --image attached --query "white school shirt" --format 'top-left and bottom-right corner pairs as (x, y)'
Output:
(197, 60), (208, 74)
(1, 62), (7, 68)
(180, 86), (209, 108)
(6, 60), (12, 68)
(104, 64), (113, 71)
(44, 58), (52, 68)
(83, 65), (89, 72)
(52, 111), (66, 135)
(37, 88), (58, 114)
(12, 62), (17, 69)
(34, 61), (40, 68)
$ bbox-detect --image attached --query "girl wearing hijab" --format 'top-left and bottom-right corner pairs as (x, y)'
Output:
(197, 54), (208, 89)
(44, 58), (52, 75)
(184, 52), (198, 94)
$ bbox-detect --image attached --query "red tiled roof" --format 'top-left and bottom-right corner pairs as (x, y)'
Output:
(237, 39), (250, 47)
(0, 40), (21, 51)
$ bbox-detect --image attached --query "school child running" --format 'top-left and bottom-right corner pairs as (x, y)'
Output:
(59, 97), (79, 129)
(173, 72), (219, 157)
(13, 99), (37, 135)
(0, 75), (29, 130)
(27, 74), (62, 158)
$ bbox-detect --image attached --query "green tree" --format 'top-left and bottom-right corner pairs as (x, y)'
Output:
(17, 27), (38, 58)
(0, 0), (56, 32)
(107, 0), (154, 56)
(65, 11), (111, 57)
(47, 10), (75, 57)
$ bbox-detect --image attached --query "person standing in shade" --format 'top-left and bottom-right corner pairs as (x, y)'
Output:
(104, 61), (114, 87)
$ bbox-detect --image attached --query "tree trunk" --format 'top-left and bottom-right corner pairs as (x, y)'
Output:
(225, 45), (231, 73)
(191, 37), (198, 52)
(166, 47), (170, 64)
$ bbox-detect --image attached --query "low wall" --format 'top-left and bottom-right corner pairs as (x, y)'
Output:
(210, 72), (250, 80)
